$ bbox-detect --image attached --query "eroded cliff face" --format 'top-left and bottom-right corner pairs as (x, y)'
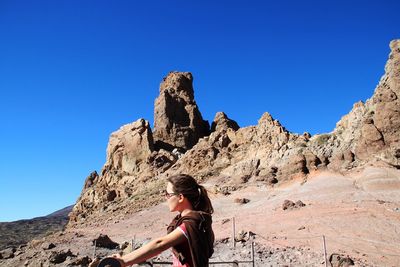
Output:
(308, 39), (400, 168)
(68, 40), (400, 226)
(356, 40), (400, 163)
(69, 119), (161, 223)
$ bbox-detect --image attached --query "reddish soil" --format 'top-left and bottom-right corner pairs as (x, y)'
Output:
(2, 167), (400, 266)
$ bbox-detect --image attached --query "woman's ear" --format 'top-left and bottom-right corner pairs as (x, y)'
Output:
(178, 193), (185, 203)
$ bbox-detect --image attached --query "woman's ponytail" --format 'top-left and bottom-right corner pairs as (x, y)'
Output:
(195, 185), (214, 214)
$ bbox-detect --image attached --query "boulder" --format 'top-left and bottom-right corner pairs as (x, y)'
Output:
(234, 198), (250, 204)
(93, 234), (119, 249)
(235, 230), (253, 243)
(282, 200), (306, 210)
(48, 249), (74, 264)
(329, 253), (355, 267)
(282, 200), (296, 210)
(66, 255), (91, 266)
(0, 247), (16, 259)
(41, 242), (56, 250)
(295, 200), (306, 207)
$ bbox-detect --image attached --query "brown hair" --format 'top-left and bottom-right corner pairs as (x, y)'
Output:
(167, 174), (214, 214)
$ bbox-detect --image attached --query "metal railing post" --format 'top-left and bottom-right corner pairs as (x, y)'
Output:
(251, 242), (255, 267)
(232, 217), (236, 249)
(93, 240), (97, 259)
(322, 235), (328, 267)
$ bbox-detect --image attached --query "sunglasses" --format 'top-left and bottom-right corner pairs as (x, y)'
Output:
(163, 190), (179, 199)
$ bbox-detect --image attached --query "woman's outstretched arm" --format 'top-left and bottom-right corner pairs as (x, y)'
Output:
(113, 228), (186, 267)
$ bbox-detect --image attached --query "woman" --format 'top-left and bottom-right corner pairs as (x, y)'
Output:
(90, 174), (214, 267)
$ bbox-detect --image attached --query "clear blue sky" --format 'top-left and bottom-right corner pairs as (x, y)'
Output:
(0, 0), (398, 222)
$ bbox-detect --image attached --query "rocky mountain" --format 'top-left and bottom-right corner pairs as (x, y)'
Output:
(0, 205), (73, 250)
(68, 40), (399, 227)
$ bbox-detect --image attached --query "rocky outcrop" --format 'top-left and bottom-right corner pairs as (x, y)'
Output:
(162, 112), (307, 185)
(69, 119), (157, 223)
(211, 112), (240, 132)
(67, 40), (400, 227)
(354, 41), (399, 166)
(306, 40), (400, 169)
(69, 73), (212, 225)
(83, 171), (99, 190)
(159, 40), (399, 184)
(153, 72), (210, 152)
(103, 118), (154, 175)
(354, 40), (400, 165)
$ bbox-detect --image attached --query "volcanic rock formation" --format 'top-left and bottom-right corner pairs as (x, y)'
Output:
(153, 71), (210, 152)
(68, 40), (400, 226)
(310, 39), (400, 168)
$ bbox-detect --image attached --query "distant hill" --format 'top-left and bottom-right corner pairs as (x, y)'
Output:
(0, 205), (73, 250)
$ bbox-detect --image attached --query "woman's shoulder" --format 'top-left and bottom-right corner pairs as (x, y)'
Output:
(178, 222), (188, 235)
(181, 211), (213, 230)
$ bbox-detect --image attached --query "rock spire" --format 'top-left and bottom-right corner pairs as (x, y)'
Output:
(153, 71), (210, 151)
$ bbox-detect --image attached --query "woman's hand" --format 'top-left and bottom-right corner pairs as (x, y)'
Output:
(88, 257), (100, 267)
(87, 255), (126, 267)
(111, 254), (127, 267)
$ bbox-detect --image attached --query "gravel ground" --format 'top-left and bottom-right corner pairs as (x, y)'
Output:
(1, 167), (399, 266)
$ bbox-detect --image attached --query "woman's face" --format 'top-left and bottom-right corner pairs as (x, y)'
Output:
(166, 182), (180, 212)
